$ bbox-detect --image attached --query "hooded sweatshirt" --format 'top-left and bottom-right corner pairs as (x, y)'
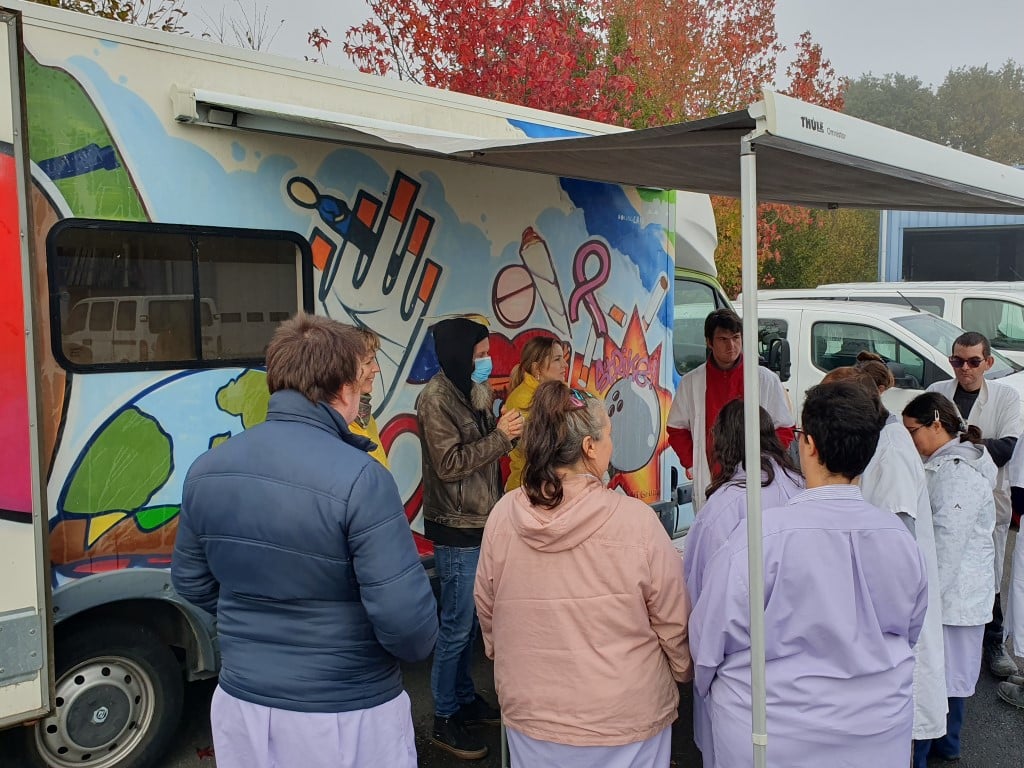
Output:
(923, 438), (997, 626)
(474, 475), (692, 746)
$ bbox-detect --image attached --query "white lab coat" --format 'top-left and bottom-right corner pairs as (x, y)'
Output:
(667, 362), (793, 511)
(923, 439), (997, 625)
(927, 378), (1022, 589)
(860, 421), (947, 739)
(1005, 439), (1024, 654)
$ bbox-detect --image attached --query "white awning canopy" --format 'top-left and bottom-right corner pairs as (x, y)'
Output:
(176, 88), (1024, 214)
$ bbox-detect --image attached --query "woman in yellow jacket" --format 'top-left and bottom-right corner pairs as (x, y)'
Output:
(504, 337), (568, 490)
(348, 328), (389, 467)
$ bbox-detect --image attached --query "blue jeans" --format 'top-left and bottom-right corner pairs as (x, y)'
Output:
(913, 697), (966, 767)
(431, 545), (481, 718)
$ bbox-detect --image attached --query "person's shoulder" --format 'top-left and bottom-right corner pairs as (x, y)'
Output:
(505, 382), (533, 410)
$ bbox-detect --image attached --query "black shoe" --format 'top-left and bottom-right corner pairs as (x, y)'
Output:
(431, 715), (489, 760)
(457, 693), (501, 725)
(986, 642), (1021, 678)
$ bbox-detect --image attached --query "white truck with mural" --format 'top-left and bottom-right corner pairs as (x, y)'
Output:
(0, 3), (727, 766)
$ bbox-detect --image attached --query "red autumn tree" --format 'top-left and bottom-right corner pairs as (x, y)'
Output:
(332, 1), (848, 295)
(343, 0), (641, 124)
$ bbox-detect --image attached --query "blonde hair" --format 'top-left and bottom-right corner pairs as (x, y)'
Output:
(510, 337), (564, 390)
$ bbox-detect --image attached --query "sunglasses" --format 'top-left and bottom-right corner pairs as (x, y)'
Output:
(948, 356), (985, 369)
(569, 387), (595, 409)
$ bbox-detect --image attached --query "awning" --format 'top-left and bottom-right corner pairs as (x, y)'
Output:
(175, 88), (1024, 214)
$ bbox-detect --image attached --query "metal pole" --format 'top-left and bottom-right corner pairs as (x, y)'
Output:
(740, 136), (768, 768)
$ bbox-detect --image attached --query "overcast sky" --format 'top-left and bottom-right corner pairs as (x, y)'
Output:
(184, 0), (1024, 90)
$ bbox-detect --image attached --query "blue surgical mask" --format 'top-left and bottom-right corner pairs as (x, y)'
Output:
(471, 356), (493, 384)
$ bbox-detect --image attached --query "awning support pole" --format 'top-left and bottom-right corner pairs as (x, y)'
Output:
(740, 135), (768, 768)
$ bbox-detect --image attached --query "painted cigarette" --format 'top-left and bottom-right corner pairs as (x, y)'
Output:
(519, 227), (570, 336)
(608, 304), (626, 326)
(642, 273), (670, 330)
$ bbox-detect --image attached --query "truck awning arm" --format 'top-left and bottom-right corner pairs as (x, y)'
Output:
(175, 88), (1024, 214)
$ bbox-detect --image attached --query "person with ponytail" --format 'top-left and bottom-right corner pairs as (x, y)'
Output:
(854, 350), (896, 397)
(682, 399), (803, 768)
(503, 337), (568, 491)
(475, 381), (691, 767)
(903, 392), (997, 766)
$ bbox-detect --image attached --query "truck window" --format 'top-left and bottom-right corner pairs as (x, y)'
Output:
(962, 298), (1024, 353)
(49, 221), (312, 369)
(893, 312), (1021, 380)
(88, 300), (113, 331)
(811, 321), (946, 389)
(757, 318), (788, 361)
(673, 278), (722, 374)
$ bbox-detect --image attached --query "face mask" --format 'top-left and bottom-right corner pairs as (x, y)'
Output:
(471, 356), (493, 384)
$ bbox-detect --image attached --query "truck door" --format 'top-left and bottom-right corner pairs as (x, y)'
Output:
(0, 8), (52, 729)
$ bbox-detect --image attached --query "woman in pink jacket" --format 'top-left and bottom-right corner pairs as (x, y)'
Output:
(474, 381), (692, 767)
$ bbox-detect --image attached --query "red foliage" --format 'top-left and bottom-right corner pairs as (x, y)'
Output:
(343, 1), (641, 125)
(784, 31), (845, 111)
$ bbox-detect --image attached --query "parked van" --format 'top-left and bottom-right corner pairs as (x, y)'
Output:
(752, 282), (1024, 365)
(62, 295), (221, 364)
(738, 299), (1024, 417)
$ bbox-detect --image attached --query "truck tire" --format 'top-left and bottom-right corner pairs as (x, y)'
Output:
(23, 621), (184, 768)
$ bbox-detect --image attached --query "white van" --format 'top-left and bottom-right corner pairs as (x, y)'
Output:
(62, 295), (221, 364)
(752, 282), (1024, 365)
(740, 299), (1024, 417)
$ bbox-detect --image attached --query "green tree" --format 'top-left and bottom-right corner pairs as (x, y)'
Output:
(841, 72), (944, 141)
(764, 208), (879, 290)
(938, 61), (1024, 165)
(28, 0), (187, 33)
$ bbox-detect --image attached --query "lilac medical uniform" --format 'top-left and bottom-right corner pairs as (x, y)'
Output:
(683, 463), (803, 768)
(690, 485), (928, 768)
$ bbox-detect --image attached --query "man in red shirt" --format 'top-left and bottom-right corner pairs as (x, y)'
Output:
(667, 308), (794, 510)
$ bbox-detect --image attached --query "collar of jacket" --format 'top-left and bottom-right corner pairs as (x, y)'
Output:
(265, 389), (375, 454)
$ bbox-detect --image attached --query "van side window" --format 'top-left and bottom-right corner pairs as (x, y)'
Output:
(673, 278), (724, 374)
(810, 321), (945, 389)
(963, 298), (1024, 352)
(49, 221), (312, 370)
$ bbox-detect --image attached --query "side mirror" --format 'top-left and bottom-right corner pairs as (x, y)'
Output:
(768, 337), (792, 383)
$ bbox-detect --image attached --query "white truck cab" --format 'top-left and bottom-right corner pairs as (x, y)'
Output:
(753, 282), (1024, 366)
(741, 299), (1024, 417)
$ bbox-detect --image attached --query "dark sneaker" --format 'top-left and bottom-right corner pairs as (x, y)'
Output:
(987, 643), (1021, 678)
(997, 681), (1024, 710)
(457, 693), (501, 725)
(431, 715), (488, 760)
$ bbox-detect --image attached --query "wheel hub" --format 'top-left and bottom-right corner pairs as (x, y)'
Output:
(36, 657), (154, 768)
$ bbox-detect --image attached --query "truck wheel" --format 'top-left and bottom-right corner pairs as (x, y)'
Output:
(24, 621), (184, 768)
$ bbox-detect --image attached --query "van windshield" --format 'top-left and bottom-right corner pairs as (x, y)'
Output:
(893, 313), (1022, 379)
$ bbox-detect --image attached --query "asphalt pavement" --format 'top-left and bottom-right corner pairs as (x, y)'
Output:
(5, 538), (1022, 768)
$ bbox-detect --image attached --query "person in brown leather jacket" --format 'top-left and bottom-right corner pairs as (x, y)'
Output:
(416, 317), (522, 760)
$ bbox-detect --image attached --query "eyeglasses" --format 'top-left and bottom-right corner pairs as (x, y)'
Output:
(907, 410), (940, 435)
(948, 356), (985, 369)
(569, 387), (595, 409)
(792, 426), (806, 440)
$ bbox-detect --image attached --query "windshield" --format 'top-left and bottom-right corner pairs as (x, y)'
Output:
(893, 313), (1022, 379)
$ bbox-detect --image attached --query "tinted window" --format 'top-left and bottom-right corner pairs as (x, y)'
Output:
(673, 278), (723, 374)
(88, 301), (113, 331)
(116, 300), (136, 331)
(962, 298), (1024, 353)
(811, 320), (948, 389)
(893, 312), (1021, 379)
(50, 221), (311, 369)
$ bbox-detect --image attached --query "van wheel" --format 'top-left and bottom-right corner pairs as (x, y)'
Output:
(24, 622), (183, 768)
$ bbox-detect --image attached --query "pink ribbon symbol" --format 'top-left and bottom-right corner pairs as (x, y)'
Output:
(568, 239), (611, 337)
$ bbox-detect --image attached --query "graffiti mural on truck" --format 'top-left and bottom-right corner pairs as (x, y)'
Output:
(8, 44), (677, 581)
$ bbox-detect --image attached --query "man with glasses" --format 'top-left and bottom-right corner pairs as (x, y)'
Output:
(667, 308), (794, 511)
(927, 331), (1022, 678)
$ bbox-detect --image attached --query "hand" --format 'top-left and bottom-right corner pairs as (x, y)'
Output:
(685, 467), (693, 481)
(497, 408), (524, 440)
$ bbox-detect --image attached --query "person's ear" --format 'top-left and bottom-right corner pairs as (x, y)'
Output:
(582, 435), (596, 459)
(804, 433), (819, 460)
